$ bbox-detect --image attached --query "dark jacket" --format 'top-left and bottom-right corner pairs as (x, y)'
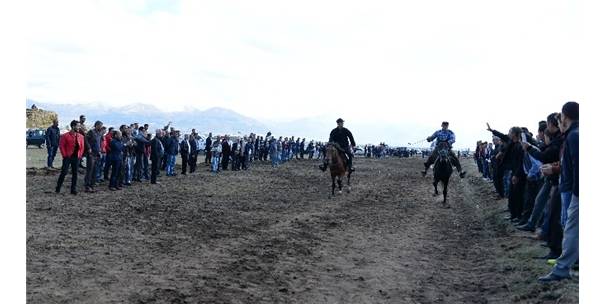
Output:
(150, 137), (164, 160)
(491, 130), (515, 170)
(560, 121), (579, 196)
(166, 136), (179, 155)
(86, 129), (103, 156)
(527, 131), (564, 185)
(180, 139), (191, 155)
(46, 125), (60, 147)
(222, 140), (231, 156)
(108, 138), (124, 162)
(205, 137), (212, 152)
(134, 134), (150, 154)
(189, 138), (198, 153)
(329, 127), (356, 150)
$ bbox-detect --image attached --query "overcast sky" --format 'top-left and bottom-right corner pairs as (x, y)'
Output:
(26, 0), (585, 148)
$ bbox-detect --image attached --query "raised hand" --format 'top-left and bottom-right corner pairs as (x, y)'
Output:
(486, 123), (492, 132)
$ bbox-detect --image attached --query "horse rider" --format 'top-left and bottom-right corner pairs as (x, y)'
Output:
(421, 121), (467, 178)
(319, 118), (356, 172)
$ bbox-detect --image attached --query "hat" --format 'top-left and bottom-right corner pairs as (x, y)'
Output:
(336, 118), (344, 123)
(442, 121), (449, 125)
(561, 101), (579, 120)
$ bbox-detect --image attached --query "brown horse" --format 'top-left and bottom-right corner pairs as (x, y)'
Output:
(326, 143), (352, 195)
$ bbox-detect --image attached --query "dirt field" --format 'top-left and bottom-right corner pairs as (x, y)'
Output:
(26, 154), (578, 303)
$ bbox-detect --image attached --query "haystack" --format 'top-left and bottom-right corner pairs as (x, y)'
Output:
(26, 108), (58, 129)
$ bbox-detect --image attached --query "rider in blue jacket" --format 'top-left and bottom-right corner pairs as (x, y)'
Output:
(421, 121), (466, 178)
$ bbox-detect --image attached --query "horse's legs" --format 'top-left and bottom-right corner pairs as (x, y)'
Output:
(347, 171), (351, 186)
(337, 176), (343, 193)
(331, 175), (336, 196)
(443, 179), (449, 205)
(433, 179), (439, 196)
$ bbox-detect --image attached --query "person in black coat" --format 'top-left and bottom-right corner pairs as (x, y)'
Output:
(134, 127), (150, 182)
(180, 134), (191, 175)
(189, 133), (198, 173)
(221, 137), (231, 171)
(487, 124), (526, 222)
(205, 133), (213, 165)
(45, 119), (60, 168)
(319, 118), (356, 172)
(150, 130), (165, 184)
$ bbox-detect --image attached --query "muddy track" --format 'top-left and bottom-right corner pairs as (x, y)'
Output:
(26, 157), (577, 303)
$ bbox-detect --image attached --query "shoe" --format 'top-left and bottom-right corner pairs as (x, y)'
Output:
(538, 273), (571, 283)
(109, 187), (117, 191)
(70, 190), (78, 195)
(516, 225), (535, 232)
(539, 251), (560, 260)
(420, 170), (427, 177)
(459, 171), (466, 178)
(85, 187), (92, 193)
(55, 187), (60, 193)
(349, 166), (356, 172)
(319, 164), (327, 172)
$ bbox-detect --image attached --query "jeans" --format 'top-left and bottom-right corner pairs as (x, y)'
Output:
(47, 145), (58, 167)
(142, 154), (150, 179)
(551, 195), (578, 277)
(109, 159), (122, 188)
(96, 153), (106, 181)
(503, 169), (512, 197)
(560, 191), (573, 228)
(123, 156), (134, 184)
(166, 154), (176, 175)
(527, 180), (552, 229)
(84, 154), (98, 188)
(56, 156), (79, 193)
(211, 154), (220, 172)
(271, 151), (279, 167)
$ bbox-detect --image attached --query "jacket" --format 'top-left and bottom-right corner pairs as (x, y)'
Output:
(45, 125), (60, 147)
(108, 138), (124, 162)
(59, 131), (85, 159)
(329, 127), (356, 150)
(560, 121), (579, 196)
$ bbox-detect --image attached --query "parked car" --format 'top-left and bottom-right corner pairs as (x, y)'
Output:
(26, 129), (46, 148)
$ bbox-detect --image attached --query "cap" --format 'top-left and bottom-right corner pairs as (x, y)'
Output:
(336, 118), (344, 123)
(442, 121), (449, 125)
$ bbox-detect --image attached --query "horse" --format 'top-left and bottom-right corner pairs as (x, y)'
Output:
(432, 144), (453, 207)
(325, 142), (352, 195)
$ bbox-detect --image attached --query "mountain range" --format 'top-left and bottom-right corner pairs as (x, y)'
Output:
(26, 99), (436, 147)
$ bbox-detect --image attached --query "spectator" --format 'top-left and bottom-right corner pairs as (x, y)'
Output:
(45, 119), (60, 168)
(134, 127), (150, 182)
(487, 124), (526, 222)
(55, 120), (85, 195)
(108, 130), (124, 191)
(180, 134), (191, 175)
(211, 137), (222, 173)
(96, 126), (107, 183)
(205, 133), (213, 165)
(84, 120), (103, 193)
(150, 130), (164, 184)
(189, 131), (199, 173)
(165, 131), (178, 176)
(539, 101), (579, 283)
(221, 136), (231, 171)
(103, 127), (114, 181)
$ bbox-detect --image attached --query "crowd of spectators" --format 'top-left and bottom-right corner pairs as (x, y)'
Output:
(473, 101), (579, 283)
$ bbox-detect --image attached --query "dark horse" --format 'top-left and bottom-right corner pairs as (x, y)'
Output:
(326, 142), (352, 195)
(433, 143), (453, 207)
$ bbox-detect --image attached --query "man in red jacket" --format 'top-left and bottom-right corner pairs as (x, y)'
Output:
(56, 120), (85, 195)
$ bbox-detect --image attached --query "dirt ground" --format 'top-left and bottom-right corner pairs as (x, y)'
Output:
(26, 154), (578, 303)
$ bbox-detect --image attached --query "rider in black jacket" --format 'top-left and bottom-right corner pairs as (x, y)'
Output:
(319, 118), (356, 172)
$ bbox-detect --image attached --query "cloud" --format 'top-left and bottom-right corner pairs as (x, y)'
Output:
(26, 0), (585, 148)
